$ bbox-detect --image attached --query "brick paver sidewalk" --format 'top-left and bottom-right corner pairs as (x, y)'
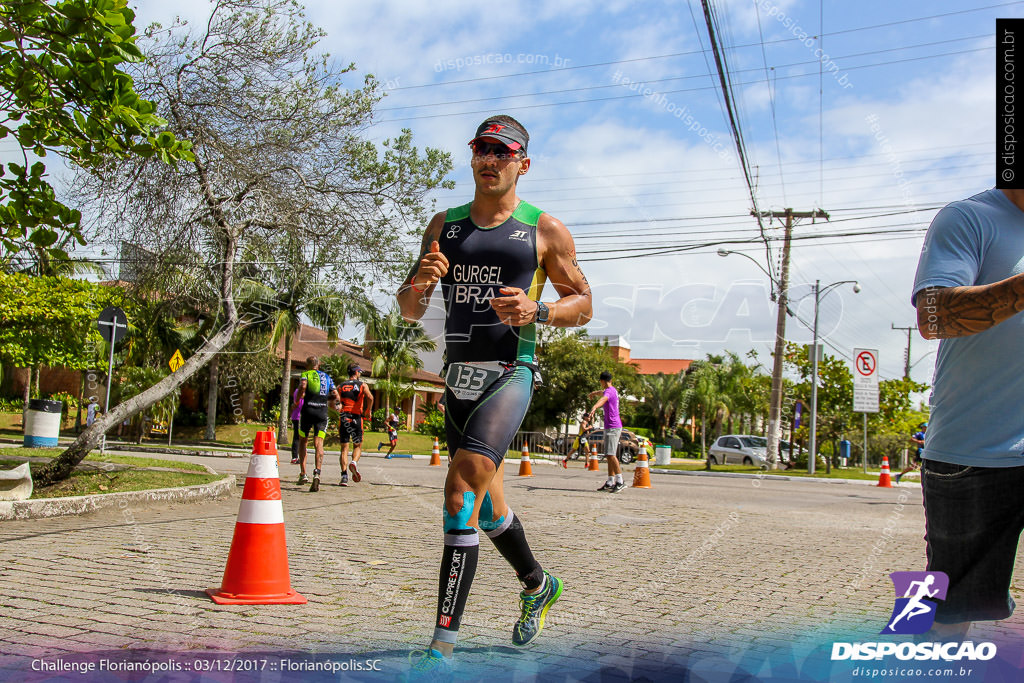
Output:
(1, 455), (1021, 680)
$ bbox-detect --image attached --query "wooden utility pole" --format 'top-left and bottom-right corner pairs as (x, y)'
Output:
(753, 208), (829, 469)
(892, 324), (918, 380)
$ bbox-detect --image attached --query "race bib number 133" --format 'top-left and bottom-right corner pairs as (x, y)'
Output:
(445, 362), (505, 401)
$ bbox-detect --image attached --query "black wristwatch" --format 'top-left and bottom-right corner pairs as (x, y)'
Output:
(534, 301), (550, 324)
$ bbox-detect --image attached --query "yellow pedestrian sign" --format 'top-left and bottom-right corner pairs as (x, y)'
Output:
(169, 349), (184, 373)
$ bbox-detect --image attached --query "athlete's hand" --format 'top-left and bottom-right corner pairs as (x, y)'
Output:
(490, 286), (539, 326)
(412, 240), (448, 290)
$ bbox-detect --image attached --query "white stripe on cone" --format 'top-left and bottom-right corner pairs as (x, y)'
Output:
(237, 499), (285, 525)
(246, 454), (279, 480)
(636, 460), (649, 468)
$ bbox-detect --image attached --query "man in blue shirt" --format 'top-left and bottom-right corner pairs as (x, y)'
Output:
(912, 187), (1024, 639)
(895, 422), (927, 485)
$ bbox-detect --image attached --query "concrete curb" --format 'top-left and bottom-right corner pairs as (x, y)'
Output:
(0, 475), (236, 521)
(106, 444), (250, 459)
(649, 467), (922, 487)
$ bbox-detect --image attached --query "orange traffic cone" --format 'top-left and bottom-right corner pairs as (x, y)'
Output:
(518, 442), (534, 477)
(207, 430), (306, 605)
(876, 456), (893, 488)
(588, 443), (601, 471)
(429, 438), (442, 466)
(632, 449), (652, 489)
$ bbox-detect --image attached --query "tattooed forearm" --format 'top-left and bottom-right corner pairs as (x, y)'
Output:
(917, 276), (1024, 339)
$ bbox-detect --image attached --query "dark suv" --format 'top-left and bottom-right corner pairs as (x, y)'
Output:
(569, 428), (640, 464)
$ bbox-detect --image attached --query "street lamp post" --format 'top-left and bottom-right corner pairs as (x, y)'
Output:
(718, 247), (787, 469)
(808, 279), (860, 475)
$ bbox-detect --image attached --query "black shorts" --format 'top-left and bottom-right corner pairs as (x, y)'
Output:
(339, 413), (364, 445)
(445, 365), (533, 466)
(299, 411), (328, 439)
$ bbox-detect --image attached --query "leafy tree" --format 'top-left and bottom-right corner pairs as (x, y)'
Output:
(0, 0), (191, 263)
(362, 307), (437, 415)
(783, 342), (928, 465)
(35, 0), (450, 485)
(523, 329), (635, 434)
(0, 272), (120, 414)
(216, 338), (281, 424)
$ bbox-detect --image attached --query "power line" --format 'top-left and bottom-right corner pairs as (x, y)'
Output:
(380, 33), (989, 112)
(375, 46), (992, 123)
(388, 2), (1020, 91)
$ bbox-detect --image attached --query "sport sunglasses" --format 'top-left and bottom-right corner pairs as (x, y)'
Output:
(469, 140), (522, 159)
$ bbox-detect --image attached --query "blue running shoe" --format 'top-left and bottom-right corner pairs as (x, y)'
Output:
(512, 572), (563, 646)
(405, 648), (453, 682)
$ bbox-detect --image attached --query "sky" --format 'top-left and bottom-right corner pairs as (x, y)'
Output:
(120, 0), (1015, 384)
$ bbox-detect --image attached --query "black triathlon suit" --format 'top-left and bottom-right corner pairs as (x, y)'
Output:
(299, 369), (334, 439)
(437, 200), (546, 465)
(337, 378), (366, 445)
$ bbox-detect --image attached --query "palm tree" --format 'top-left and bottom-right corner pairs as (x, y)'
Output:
(1, 234), (109, 278)
(681, 359), (730, 468)
(361, 307), (437, 416)
(237, 240), (363, 442)
(640, 371), (687, 443)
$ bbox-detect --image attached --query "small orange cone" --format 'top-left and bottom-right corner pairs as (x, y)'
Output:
(518, 442), (534, 477)
(588, 443), (601, 471)
(207, 430), (306, 605)
(632, 449), (652, 489)
(429, 437), (442, 466)
(876, 456), (893, 488)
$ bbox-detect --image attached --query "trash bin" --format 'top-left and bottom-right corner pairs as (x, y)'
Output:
(839, 439), (851, 468)
(24, 399), (62, 448)
(655, 445), (672, 466)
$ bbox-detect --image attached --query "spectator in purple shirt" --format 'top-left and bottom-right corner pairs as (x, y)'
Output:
(586, 370), (624, 493)
(289, 385), (303, 464)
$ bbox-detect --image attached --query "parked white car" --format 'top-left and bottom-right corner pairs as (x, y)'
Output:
(708, 435), (770, 467)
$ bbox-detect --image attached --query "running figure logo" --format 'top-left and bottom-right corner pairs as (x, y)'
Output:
(882, 571), (949, 634)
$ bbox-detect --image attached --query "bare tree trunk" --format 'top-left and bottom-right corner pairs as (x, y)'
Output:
(34, 229), (241, 487)
(702, 408), (711, 471)
(75, 373), (85, 433)
(33, 364), (41, 397)
(21, 366), (30, 425)
(277, 334), (292, 443)
(204, 353), (219, 441)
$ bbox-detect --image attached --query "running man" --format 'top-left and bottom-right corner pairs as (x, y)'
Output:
(586, 371), (623, 492)
(337, 364), (373, 485)
(297, 356), (340, 493)
(895, 422), (927, 485)
(397, 114), (593, 677)
(289, 384), (303, 464)
(886, 574), (941, 633)
(379, 410), (400, 458)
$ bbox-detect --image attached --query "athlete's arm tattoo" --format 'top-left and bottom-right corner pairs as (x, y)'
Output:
(537, 215), (593, 327)
(917, 275), (1024, 339)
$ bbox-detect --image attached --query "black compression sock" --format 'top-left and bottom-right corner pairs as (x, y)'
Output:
(433, 529), (479, 645)
(486, 511), (544, 591)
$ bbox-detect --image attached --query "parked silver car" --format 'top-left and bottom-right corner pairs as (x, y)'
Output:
(708, 434), (769, 466)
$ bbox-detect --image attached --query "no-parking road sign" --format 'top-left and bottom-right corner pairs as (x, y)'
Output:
(852, 348), (879, 413)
